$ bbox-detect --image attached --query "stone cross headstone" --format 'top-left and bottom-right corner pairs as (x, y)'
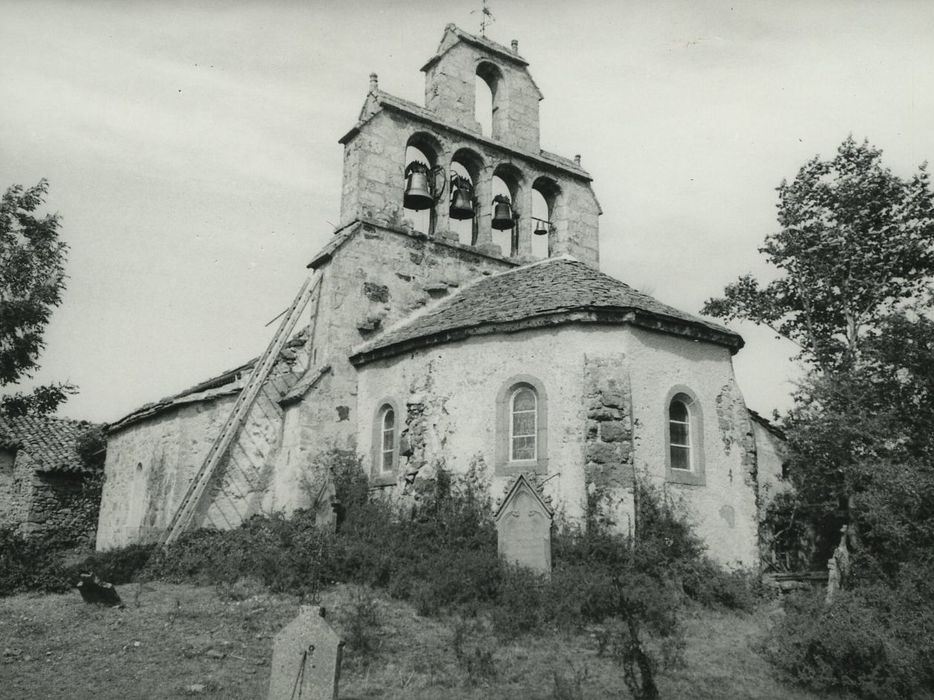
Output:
(494, 474), (554, 575)
(267, 605), (343, 700)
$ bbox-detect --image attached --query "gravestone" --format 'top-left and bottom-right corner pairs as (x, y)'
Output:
(494, 474), (554, 575)
(267, 606), (343, 700)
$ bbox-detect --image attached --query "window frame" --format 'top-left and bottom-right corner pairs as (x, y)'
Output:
(370, 398), (401, 486)
(496, 375), (548, 476)
(664, 386), (706, 486)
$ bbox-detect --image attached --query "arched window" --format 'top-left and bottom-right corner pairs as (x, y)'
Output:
(475, 61), (504, 139)
(668, 398), (692, 471)
(532, 176), (560, 260)
(379, 406), (396, 473)
(510, 386), (537, 461)
(403, 133), (441, 236)
(450, 148), (483, 246)
(496, 375), (548, 475)
(371, 399), (401, 483)
(665, 388), (705, 485)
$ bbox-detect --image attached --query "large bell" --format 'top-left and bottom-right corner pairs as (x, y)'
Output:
(491, 201), (514, 230)
(403, 171), (434, 210)
(449, 188), (475, 220)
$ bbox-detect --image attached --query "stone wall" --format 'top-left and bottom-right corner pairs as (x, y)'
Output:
(21, 471), (101, 546)
(423, 30), (541, 152)
(625, 328), (760, 567)
(0, 448), (28, 529)
(355, 324), (761, 568)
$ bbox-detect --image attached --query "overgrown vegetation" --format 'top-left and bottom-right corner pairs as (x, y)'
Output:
(1, 453), (755, 697)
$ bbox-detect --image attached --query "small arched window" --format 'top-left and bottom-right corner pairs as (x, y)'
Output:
(510, 386), (538, 461)
(496, 375), (548, 475)
(665, 388), (705, 486)
(668, 398), (692, 471)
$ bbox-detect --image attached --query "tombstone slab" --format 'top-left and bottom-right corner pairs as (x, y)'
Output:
(494, 474), (553, 575)
(267, 605), (343, 700)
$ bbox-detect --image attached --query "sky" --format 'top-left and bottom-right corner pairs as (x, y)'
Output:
(2, 0), (934, 424)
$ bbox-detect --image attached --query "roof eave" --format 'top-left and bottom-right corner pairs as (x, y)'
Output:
(350, 307), (744, 366)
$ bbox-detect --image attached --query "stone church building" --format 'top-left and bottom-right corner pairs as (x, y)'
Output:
(96, 25), (784, 567)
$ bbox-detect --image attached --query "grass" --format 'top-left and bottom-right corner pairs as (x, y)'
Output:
(0, 581), (841, 699)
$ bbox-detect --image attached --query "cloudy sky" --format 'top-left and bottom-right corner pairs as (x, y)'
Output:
(2, 1), (933, 424)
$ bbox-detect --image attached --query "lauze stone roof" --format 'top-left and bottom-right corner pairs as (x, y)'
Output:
(0, 415), (97, 474)
(351, 257), (743, 365)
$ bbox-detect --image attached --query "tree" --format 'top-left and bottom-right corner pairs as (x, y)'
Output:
(704, 137), (934, 562)
(703, 136), (934, 371)
(0, 179), (75, 416)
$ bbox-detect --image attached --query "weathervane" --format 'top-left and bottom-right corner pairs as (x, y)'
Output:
(472, 0), (494, 37)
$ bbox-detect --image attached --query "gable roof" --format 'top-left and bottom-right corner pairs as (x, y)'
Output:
(350, 257), (744, 365)
(108, 331), (309, 434)
(0, 415), (98, 475)
(420, 24), (544, 101)
(494, 473), (554, 521)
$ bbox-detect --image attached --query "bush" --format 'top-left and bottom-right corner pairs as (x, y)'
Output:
(767, 577), (934, 699)
(0, 527), (71, 595)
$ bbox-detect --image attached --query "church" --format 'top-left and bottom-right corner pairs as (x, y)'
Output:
(95, 25), (784, 568)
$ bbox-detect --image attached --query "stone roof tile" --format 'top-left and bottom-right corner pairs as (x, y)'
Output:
(0, 415), (97, 474)
(351, 257), (743, 363)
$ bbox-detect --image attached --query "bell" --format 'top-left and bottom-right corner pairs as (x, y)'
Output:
(491, 201), (514, 230)
(533, 220), (549, 236)
(403, 171), (434, 210)
(449, 188), (475, 220)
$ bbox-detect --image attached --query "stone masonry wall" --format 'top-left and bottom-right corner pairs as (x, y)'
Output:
(582, 353), (636, 532)
(626, 328), (760, 567)
(285, 224), (513, 482)
(423, 34), (541, 152)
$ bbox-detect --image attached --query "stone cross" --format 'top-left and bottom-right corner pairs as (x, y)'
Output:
(267, 606), (343, 700)
(494, 473), (554, 575)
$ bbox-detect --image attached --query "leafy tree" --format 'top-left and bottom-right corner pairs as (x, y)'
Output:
(0, 179), (75, 416)
(703, 136), (934, 371)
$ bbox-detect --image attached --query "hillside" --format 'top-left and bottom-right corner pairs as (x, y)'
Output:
(0, 582), (834, 699)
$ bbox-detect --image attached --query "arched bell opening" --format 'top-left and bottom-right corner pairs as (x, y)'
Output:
(403, 133), (443, 235)
(476, 61), (505, 140)
(450, 148), (484, 246)
(491, 163), (522, 257)
(532, 176), (561, 260)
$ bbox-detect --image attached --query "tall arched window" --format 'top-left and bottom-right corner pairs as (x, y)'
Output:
(665, 388), (705, 485)
(475, 61), (504, 138)
(403, 133), (441, 236)
(371, 399), (401, 484)
(510, 386), (538, 461)
(668, 398), (691, 471)
(379, 405), (396, 473)
(496, 375), (548, 475)
(532, 176), (560, 260)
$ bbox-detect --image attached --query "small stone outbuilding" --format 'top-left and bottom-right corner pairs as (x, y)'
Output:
(0, 415), (103, 545)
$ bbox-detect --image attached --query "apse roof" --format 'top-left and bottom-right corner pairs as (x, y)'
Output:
(350, 257), (743, 365)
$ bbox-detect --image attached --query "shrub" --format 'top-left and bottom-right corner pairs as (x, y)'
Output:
(767, 578), (934, 699)
(0, 527), (71, 595)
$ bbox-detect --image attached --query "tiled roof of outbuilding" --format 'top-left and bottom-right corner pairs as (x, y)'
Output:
(351, 257), (743, 365)
(0, 415), (98, 474)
